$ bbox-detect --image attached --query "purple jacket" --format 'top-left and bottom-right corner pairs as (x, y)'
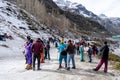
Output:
(26, 43), (32, 65)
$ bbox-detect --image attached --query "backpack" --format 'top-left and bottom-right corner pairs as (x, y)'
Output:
(61, 50), (67, 56)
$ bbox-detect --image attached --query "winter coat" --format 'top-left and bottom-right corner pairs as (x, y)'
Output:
(100, 45), (109, 59)
(46, 42), (50, 50)
(79, 45), (84, 54)
(26, 42), (32, 65)
(66, 43), (75, 54)
(32, 40), (43, 54)
(57, 43), (66, 53)
(87, 46), (92, 55)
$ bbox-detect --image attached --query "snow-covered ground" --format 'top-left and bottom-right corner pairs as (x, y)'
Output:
(0, 0), (120, 79)
(0, 42), (120, 80)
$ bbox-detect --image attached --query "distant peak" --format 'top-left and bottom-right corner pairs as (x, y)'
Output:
(99, 14), (107, 18)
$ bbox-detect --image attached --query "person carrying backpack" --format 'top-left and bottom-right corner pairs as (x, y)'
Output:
(57, 40), (67, 70)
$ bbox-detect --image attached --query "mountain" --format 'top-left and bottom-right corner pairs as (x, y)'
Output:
(53, 0), (120, 34)
(53, 0), (100, 19)
(100, 16), (120, 34)
(5, 0), (111, 39)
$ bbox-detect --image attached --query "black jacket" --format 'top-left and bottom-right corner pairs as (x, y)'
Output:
(100, 45), (109, 59)
(66, 44), (75, 54)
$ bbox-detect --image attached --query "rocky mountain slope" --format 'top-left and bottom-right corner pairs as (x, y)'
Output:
(5, 0), (110, 39)
(53, 0), (120, 34)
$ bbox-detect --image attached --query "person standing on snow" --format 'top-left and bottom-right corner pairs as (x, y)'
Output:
(93, 41), (109, 73)
(57, 40), (67, 70)
(40, 40), (45, 63)
(44, 41), (51, 60)
(79, 42), (85, 62)
(32, 38), (43, 70)
(25, 39), (33, 70)
(66, 40), (76, 70)
(87, 43), (92, 63)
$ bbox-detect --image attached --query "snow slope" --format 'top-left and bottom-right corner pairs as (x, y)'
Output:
(0, 46), (120, 80)
(0, 0), (51, 57)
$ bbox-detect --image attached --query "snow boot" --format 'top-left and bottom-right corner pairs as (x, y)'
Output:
(57, 64), (62, 70)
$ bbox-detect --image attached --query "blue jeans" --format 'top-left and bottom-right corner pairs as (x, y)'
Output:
(67, 54), (75, 68)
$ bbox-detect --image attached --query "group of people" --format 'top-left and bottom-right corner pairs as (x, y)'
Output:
(23, 37), (50, 70)
(57, 39), (109, 73)
(23, 36), (109, 73)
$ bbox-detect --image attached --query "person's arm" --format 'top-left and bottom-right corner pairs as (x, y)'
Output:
(100, 46), (105, 52)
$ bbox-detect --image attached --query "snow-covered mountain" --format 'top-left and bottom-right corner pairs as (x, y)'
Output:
(53, 0), (120, 34)
(53, 0), (98, 18)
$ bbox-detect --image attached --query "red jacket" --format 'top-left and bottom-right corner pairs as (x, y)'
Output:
(32, 40), (43, 54)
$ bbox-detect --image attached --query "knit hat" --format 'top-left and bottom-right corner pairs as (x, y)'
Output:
(60, 39), (64, 43)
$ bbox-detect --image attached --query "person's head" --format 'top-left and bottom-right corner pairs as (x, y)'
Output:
(88, 43), (90, 46)
(80, 42), (83, 45)
(30, 39), (33, 43)
(60, 39), (64, 44)
(36, 38), (41, 42)
(68, 40), (72, 44)
(72, 40), (74, 44)
(104, 41), (107, 45)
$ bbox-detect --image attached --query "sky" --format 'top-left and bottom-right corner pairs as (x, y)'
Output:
(68, 0), (120, 17)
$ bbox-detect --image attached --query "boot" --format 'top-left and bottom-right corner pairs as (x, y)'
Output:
(26, 64), (31, 70)
(41, 59), (45, 63)
(57, 64), (62, 70)
(65, 63), (67, 68)
(29, 65), (32, 69)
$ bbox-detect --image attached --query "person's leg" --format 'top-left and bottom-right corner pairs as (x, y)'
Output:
(80, 52), (84, 61)
(94, 59), (104, 71)
(44, 49), (47, 59)
(67, 54), (70, 70)
(27, 54), (32, 69)
(77, 50), (80, 55)
(88, 55), (92, 62)
(32, 54), (36, 70)
(48, 50), (50, 60)
(63, 55), (67, 68)
(58, 54), (63, 69)
(37, 54), (41, 70)
(41, 51), (45, 63)
(71, 54), (76, 68)
(104, 59), (108, 73)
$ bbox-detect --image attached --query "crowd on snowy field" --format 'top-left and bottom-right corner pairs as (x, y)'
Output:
(23, 35), (109, 73)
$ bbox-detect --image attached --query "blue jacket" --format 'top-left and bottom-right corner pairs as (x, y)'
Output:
(57, 43), (67, 53)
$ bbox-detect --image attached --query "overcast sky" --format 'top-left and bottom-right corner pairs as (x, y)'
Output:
(68, 0), (120, 17)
